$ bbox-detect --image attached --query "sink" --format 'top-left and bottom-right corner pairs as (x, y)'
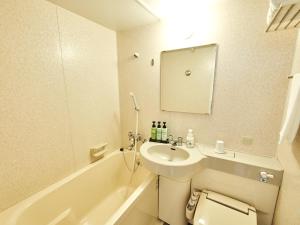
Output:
(148, 145), (189, 162)
(140, 142), (206, 179)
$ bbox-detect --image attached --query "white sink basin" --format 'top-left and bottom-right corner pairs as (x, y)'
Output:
(140, 142), (206, 179)
(148, 145), (189, 162)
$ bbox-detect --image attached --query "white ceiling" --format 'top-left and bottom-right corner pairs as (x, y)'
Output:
(47, 0), (160, 31)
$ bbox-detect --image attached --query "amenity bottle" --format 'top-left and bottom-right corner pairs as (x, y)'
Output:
(162, 122), (168, 142)
(156, 121), (162, 142)
(151, 121), (157, 141)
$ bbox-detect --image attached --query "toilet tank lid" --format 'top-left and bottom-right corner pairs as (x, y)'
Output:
(202, 190), (256, 214)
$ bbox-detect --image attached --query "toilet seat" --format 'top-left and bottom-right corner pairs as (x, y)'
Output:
(193, 190), (257, 225)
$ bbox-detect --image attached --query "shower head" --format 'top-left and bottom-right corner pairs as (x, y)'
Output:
(129, 92), (140, 111)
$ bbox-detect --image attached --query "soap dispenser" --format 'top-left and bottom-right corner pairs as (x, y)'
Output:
(150, 121), (157, 141)
(186, 129), (194, 148)
(161, 122), (168, 143)
(156, 121), (162, 142)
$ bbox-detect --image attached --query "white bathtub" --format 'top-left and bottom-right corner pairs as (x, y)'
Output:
(0, 151), (158, 225)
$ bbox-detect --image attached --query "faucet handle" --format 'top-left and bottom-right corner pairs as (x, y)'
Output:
(168, 134), (174, 143)
(169, 139), (177, 147)
(136, 133), (142, 142)
(177, 137), (183, 146)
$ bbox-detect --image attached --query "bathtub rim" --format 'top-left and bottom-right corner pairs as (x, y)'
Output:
(0, 150), (136, 224)
(104, 173), (157, 225)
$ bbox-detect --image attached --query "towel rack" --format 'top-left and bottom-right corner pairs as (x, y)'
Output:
(288, 75), (294, 79)
(266, 2), (300, 32)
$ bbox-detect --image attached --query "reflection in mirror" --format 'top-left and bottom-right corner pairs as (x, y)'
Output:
(160, 44), (217, 114)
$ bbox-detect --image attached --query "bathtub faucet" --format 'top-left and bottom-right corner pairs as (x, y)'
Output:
(128, 131), (142, 150)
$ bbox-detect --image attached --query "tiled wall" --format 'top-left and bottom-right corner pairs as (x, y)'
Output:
(273, 31), (300, 225)
(0, 0), (121, 212)
(117, 0), (297, 157)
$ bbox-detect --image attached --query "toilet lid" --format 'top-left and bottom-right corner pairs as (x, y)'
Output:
(193, 191), (257, 225)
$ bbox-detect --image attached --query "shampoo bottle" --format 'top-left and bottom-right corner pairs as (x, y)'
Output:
(156, 121), (162, 142)
(162, 122), (168, 142)
(186, 129), (194, 148)
(151, 121), (157, 141)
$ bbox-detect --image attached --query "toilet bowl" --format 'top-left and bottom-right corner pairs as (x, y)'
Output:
(193, 190), (257, 225)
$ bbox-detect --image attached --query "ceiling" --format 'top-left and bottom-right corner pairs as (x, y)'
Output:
(47, 0), (161, 31)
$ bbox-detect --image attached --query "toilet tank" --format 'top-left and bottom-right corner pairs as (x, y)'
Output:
(192, 147), (283, 225)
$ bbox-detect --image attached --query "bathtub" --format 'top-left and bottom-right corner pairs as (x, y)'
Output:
(0, 151), (158, 225)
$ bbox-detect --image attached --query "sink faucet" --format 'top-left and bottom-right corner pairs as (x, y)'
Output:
(168, 135), (177, 150)
(170, 140), (177, 151)
(170, 140), (177, 147)
(168, 134), (183, 149)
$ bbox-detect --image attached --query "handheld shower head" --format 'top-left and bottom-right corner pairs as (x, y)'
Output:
(129, 92), (140, 111)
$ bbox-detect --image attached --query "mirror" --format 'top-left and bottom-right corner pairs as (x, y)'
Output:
(160, 44), (217, 114)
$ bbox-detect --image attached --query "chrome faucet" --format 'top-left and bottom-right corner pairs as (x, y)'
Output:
(177, 137), (183, 146)
(128, 131), (142, 150)
(170, 140), (177, 151)
(168, 135), (177, 150)
(168, 135), (183, 148)
(128, 132), (135, 150)
(170, 140), (177, 147)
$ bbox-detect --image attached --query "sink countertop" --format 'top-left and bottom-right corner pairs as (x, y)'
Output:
(197, 144), (283, 171)
(196, 144), (283, 186)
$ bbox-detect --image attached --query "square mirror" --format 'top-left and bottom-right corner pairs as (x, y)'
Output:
(160, 44), (217, 114)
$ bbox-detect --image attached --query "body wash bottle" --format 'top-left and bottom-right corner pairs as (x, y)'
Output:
(162, 122), (168, 143)
(156, 121), (162, 142)
(151, 121), (157, 141)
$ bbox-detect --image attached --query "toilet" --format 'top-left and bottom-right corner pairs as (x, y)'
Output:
(193, 190), (257, 225)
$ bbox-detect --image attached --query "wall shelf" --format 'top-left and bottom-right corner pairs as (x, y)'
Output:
(266, 2), (300, 32)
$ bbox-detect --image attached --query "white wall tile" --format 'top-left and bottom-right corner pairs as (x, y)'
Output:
(0, 0), (120, 212)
